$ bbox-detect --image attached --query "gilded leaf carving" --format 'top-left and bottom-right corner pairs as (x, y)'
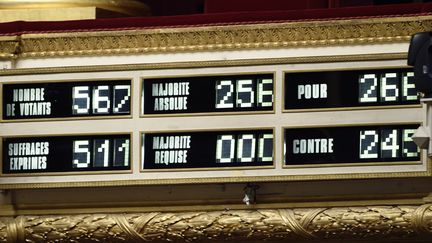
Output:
(2, 205), (432, 242)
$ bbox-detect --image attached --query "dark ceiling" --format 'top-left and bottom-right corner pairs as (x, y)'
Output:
(138, 0), (432, 16)
(138, 0), (205, 16)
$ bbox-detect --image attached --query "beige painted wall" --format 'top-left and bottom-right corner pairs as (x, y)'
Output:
(0, 7), (96, 22)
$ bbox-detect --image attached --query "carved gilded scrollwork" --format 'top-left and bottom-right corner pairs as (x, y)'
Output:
(0, 218), (7, 242)
(0, 16), (429, 58)
(23, 214), (128, 242)
(2, 205), (432, 242)
(0, 39), (19, 58)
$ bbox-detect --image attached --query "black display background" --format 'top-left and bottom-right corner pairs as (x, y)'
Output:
(143, 74), (273, 115)
(284, 125), (420, 165)
(2, 134), (130, 174)
(284, 68), (419, 110)
(143, 129), (274, 169)
(2, 80), (131, 120)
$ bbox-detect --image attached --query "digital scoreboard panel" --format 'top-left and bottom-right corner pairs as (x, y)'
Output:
(284, 68), (420, 111)
(2, 134), (131, 175)
(142, 129), (274, 170)
(284, 124), (420, 166)
(0, 63), (428, 188)
(142, 74), (274, 115)
(1, 80), (131, 121)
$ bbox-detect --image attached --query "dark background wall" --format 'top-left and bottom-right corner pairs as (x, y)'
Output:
(139, 0), (432, 16)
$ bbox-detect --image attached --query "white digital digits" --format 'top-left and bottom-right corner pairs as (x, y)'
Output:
(258, 134), (273, 162)
(236, 80), (254, 108)
(72, 84), (131, 116)
(359, 72), (418, 103)
(258, 79), (273, 107)
(216, 133), (273, 163)
(359, 74), (378, 103)
(403, 129), (420, 158)
(114, 139), (130, 166)
(113, 85), (131, 113)
(380, 73), (399, 102)
(237, 134), (256, 162)
(216, 80), (234, 108)
(93, 85), (111, 114)
(72, 86), (90, 114)
(381, 129), (399, 158)
(402, 72), (418, 101)
(73, 140), (91, 168)
(216, 78), (273, 109)
(359, 130), (379, 159)
(216, 135), (235, 163)
(94, 139), (110, 167)
(73, 137), (130, 168)
(360, 128), (418, 160)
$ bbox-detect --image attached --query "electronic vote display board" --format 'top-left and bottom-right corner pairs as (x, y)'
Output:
(0, 65), (426, 187)
(142, 129), (274, 170)
(284, 124), (420, 166)
(284, 68), (420, 110)
(142, 74), (274, 115)
(1, 80), (131, 120)
(2, 134), (131, 174)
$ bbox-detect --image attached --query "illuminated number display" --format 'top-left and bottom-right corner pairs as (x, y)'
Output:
(284, 68), (419, 110)
(284, 125), (420, 166)
(142, 129), (273, 170)
(2, 80), (131, 120)
(142, 74), (273, 115)
(2, 134), (130, 174)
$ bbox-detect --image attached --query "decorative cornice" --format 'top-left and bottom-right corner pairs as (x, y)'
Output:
(0, 36), (19, 58)
(0, 52), (408, 76)
(0, 15), (431, 59)
(2, 204), (432, 242)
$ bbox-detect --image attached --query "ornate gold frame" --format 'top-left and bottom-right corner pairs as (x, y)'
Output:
(0, 15), (431, 58)
(3, 201), (432, 242)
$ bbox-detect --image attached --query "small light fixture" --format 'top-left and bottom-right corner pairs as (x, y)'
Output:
(243, 183), (259, 205)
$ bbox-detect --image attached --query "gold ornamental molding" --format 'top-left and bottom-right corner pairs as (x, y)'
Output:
(2, 204), (432, 242)
(0, 15), (431, 59)
(0, 36), (19, 59)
